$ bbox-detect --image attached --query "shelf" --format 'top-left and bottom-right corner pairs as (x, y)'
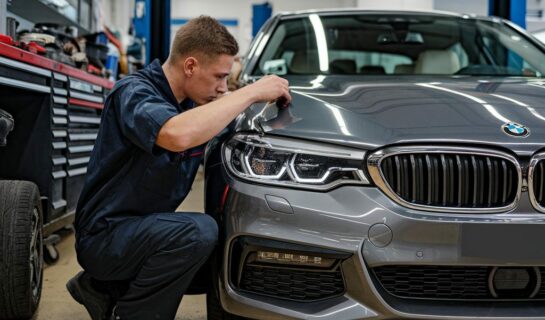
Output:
(7, 0), (91, 36)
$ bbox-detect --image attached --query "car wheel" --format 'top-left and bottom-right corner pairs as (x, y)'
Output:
(0, 180), (43, 320)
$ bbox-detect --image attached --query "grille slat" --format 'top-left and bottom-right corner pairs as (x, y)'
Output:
(501, 160), (508, 204)
(537, 161), (545, 204)
(425, 155), (432, 204)
(492, 159), (499, 204)
(471, 156), (479, 207)
(441, 155), (448, 206)
(476, 157), (485, 206)
(486, 157), (493, 206)
(380, 152), (518, 209)
(384, 157), (395, 190)
(416, 156), (425, 201)
(395, 156), (402, 197)
(447, 155), (455, 205)
(410, 155), (417, 201)
(462, 156), (471, 206)
(456, 156), (462, 206)
(401, 156), (410, 200)
(431, 156), (440, 204)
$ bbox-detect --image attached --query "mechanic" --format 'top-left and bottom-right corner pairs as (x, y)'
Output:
(65, 16), (291, 320)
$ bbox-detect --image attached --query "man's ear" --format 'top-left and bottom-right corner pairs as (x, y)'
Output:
(183, 57), (198, 78)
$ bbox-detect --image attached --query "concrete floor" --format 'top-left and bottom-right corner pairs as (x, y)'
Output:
(35, 169), (207, 320)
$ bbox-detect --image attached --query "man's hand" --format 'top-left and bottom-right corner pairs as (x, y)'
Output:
(241, 75), (291, 106)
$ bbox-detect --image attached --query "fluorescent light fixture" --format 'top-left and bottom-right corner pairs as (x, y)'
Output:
(309, 14), (329, 72)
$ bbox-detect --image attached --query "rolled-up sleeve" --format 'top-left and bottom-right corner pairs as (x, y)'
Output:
(114, 83), (179, 154)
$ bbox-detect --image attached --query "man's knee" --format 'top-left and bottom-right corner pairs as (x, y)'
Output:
(187, 213), (218, 252)
(160, 213), (218, 255)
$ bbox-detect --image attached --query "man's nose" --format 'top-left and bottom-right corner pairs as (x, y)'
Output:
(217, 79), (228, 94)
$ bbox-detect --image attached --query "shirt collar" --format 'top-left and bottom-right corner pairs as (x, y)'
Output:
(146, 59), (194, 112)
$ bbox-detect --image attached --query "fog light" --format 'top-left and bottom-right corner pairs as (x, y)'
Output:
(256, 251), (336, 268)
(489, 267), (540, 299)
(493, 268), (530, 290)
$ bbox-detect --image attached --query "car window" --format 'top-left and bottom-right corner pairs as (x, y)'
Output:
(253, 14), (545, 77)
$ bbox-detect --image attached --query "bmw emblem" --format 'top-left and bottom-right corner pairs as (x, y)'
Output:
(502, 122), (530, 137)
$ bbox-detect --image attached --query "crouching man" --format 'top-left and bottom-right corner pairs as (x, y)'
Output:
(66, 16), (290, 320)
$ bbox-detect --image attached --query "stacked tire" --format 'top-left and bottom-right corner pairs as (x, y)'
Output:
(0, 181), (43, 320)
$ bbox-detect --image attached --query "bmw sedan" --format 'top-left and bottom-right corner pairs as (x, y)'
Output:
(203, 9), (545, 320)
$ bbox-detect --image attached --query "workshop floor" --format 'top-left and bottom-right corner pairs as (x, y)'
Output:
(35, 169), (207, 320)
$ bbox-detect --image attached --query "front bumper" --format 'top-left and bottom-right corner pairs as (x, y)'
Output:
(220, 177), (545, 319)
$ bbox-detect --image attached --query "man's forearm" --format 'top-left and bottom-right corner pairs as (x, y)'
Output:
(156, 86), (256, 152)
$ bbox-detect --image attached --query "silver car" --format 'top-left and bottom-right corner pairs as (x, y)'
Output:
(202, 9), (545, 320)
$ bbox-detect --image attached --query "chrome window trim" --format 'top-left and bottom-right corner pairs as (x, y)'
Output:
(528, 153), (545, 213)
(367, 146), (522, 213)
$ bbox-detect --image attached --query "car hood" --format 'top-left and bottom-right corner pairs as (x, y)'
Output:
(240, 75), (545, 156)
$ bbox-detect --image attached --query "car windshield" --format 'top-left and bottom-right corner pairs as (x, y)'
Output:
(253, 14), (545, 77)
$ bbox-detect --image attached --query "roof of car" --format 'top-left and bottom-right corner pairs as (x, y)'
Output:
(275, 9), (494, 21)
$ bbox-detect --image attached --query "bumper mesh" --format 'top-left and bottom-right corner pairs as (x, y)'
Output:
(240, 264), (345, 301)
(373, 265), (545, 300)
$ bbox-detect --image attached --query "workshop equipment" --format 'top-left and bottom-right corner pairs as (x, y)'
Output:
(0, 40), (113, 320)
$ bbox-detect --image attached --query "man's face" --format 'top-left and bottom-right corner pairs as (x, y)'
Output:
(185, 54), (234, 105)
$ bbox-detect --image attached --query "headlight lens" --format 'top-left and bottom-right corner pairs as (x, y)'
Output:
(223, 134), (369, 190)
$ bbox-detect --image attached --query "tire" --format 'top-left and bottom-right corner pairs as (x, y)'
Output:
(0, 180), (44, 320)
(206, 289), (245, 320)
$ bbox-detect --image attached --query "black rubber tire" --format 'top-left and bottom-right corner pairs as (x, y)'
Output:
(206, 289), (246, 320)
(0, 180), (44, 320)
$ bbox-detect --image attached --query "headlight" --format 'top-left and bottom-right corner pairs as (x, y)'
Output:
(223, 134), (369, 190)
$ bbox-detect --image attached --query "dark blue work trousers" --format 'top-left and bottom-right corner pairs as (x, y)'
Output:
(76, 212), (218, 320)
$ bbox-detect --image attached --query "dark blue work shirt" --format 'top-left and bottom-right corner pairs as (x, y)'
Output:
(74, 59), (204, 235)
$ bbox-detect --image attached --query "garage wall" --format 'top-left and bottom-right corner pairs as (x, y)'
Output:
(102, 0), (134, 46)
(355, 0), (487, 16)
(433, 0), (488, 16)
(356, 0), (433, 10)
(527, 0), (545, 32)
(171, 0), (357, 56)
